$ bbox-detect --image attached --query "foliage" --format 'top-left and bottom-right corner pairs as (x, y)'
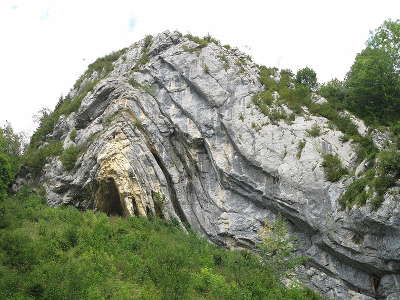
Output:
(70, 129), (77, 142)
(133, 35), (153, 70)
(346, 19), (400, 125)
(0, 154), (12, 201)
(24, 141), (63, 176)
(319, 79), (347, 107)
(338, 176), (370, 208)
(306, 124), (321, 137)
(218, 55), (230, 70)
(184, 34), (210, 48)
(321, 154), (348, 182)
(61, 146), (80, 171)
(29, 79), (100, 153)
(296, 67), (318, 91)
(296, 140), (306, 159)
(258, 216), (308, 281)
(73, 48), (127, 89)
(0, 188), (323, 300)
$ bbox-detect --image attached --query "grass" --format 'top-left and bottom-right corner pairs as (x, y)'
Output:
(0, 188), (323, 300)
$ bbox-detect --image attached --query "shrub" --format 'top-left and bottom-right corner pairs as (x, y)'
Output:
(70, 129), (77, 142)
(321, 154), (348, 182)
(306, 124), (321, 137)
(24, 141), (63, 176)
(184, 34), (209, 48)
(296, 140), (306, 159)
(338, 177), (370, 208)
(61, 146), (80, 171)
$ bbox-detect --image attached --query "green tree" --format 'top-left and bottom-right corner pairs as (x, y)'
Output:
(61, 146), (80, 171)
(346, 19), (400, 125)
(0, 154), (12, 200)
(295, 67), (318, 90)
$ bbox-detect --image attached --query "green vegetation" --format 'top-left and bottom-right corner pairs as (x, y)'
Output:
(0, 154), (12, 201)
(306, 124), (321, 137)
(321, 154), (348, 182)
(338, 176), (370, 208)
(61, 146), (80, 171)
(249, 19), (400, 208)
(218, 55), (230, 70)
(70, 129), (77, 142)
(73, 48), (127, 90)
(133, 35), (153, 71)
(346, 19), (400, 125)
(258, 216), (308, 279)
(339, 148), (400, 209)
(0, 124), (22, 200)
(25, 141), (63, 177)
(24, 44), (129, 176)
(295, 67), (317, 91)
(296, 140), (306, 159)
(0, 188), (322, 300)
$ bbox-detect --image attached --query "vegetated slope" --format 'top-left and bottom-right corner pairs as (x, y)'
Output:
(0, 188), (322, 300)
(22, 24), (400, 300)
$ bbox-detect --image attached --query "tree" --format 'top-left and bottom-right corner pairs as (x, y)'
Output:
(295, 67), (318, 90)
(0, 154), (13, 201)
(258, 216), (307, 281)
(346, 19), (400, 125)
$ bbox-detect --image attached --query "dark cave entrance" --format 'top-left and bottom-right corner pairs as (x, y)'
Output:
(96, 178), (124, 217)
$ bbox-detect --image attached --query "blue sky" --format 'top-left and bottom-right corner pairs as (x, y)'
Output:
(1, 0), (399, 134)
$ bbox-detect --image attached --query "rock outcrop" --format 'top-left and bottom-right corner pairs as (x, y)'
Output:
(40, 31), (400, 299)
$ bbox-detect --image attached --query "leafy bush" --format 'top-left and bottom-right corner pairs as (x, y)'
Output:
(321, 154), (348, 182)
(61, 146), (80, 171)
(0, 188), (323, 300)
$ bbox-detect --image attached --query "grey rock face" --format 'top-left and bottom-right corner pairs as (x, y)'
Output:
(40, 31), (400, 299)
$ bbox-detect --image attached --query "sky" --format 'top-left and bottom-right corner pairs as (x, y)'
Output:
(1, 0), (399, 135)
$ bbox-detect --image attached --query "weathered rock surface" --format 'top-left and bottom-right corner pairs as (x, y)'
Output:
(40, 31), (400, 299)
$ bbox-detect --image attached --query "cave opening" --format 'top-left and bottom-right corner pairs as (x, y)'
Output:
(96, 178), (124, 217)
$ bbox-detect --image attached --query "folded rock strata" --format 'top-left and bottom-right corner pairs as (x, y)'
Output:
(40, 31), (400, 300)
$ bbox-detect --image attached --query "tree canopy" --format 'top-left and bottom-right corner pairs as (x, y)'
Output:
(346, 19), (400, 125)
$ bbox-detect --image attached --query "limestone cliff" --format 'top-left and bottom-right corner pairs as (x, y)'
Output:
(37, 31), (399, 299)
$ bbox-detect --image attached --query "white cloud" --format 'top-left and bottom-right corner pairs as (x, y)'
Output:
(1, 0), (399, 134)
